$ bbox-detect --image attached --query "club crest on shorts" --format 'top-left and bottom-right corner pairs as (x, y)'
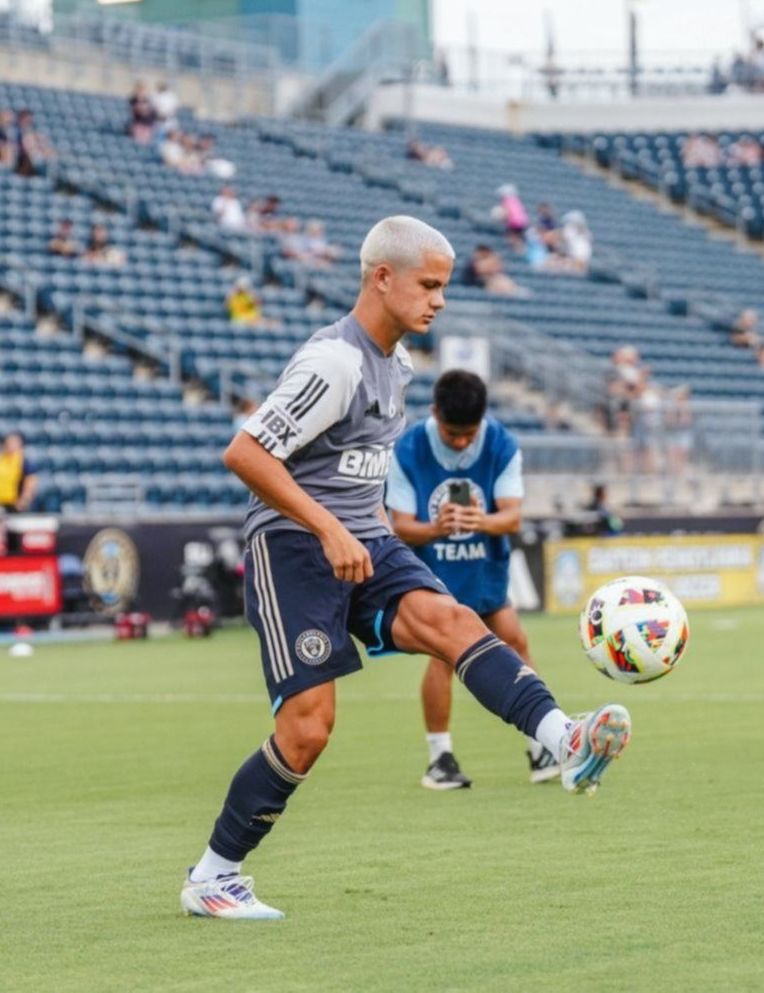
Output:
(295, 629), (332, 666)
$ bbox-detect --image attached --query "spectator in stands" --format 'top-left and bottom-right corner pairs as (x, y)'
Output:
(152, 80), (179, 129)
(751, 38), (764, 90)
(0, 432), (38, 513)
(179, 134), (204, 175)
(246, 195), (293, 234)
(434, 51), (451, 87)
(730, 308), (761, 349)
(0, 109), (17, 168)
(281, 220), (341, 268)
(159, 129), (188, 171)
(559, 210), (593, 273)
(535, 202), (560, 250)
(405, 138), (453, 170)
(212, 186), (247, 233)
(128, 81), (157, 144)
(48, 219), (81, 258)
(604, 345), (643, 439)
(726, 135), (762, 167)
(14, 109), (55, 178)
(198, 135), (236, 180)
(707, 59), (728, 95)
(128, 82), (157, 145)
(524, 226), (550, 269)
(681, 133), (722, 168)
(631, 373), (664, 473)
(493, 184), (530, 252)
(730, 52), (752, 89)
(462, 244), (532, 297)
(83, 225), (126, 268)
(226, 277), (263, 326)
(665, 385), (693, 476)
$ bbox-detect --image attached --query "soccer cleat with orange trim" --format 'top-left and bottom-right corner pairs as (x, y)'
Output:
(560, 704), (631, 795)
(181, 872), (284, 920)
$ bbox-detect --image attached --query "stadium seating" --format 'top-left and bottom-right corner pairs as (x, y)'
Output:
(573, 130), (764, 239)
(2, 81), (763, 510)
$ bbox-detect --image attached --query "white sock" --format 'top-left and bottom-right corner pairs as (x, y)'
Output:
(526, 735), (544, 761)
(534, 709), (572, 763)
(189, 846), (242, 883)
(426, 731), (453, 764)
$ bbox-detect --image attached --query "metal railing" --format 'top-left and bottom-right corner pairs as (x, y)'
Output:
(419, 46), (721, 103)
(290, 19), (421, 124)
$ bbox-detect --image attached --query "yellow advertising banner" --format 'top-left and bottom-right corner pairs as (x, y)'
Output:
(544, 534), (764, 613)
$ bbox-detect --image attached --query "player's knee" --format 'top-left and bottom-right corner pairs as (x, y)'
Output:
(437, 600), (483, 638)
(290, 713), (333, 769)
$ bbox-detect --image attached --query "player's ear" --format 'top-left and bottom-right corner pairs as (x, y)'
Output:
(373, 263), (393, 293)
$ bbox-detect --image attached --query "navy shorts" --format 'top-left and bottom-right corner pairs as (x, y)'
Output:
(244, 529), (447, 713)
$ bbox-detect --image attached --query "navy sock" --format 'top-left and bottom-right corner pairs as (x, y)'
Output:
(209, 736), (306, 862)
(455, 634), (558, 738)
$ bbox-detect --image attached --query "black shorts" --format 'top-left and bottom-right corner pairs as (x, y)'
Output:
(244, 529), (447, 713)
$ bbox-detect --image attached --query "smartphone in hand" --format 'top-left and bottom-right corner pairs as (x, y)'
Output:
(448, 479), (471, 506)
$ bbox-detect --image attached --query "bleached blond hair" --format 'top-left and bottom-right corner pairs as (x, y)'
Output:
(360, 215), (454, 281)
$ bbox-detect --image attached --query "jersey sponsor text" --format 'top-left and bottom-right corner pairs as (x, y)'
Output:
(336, 445), (393, 481)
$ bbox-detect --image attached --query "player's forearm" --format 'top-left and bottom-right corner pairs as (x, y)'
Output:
(224, 433), (339, 539)
(391, 517), (439, 546)
(480, 508), (521, 536)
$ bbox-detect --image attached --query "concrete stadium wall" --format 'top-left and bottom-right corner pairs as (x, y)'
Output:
(0, 45), (274, 119)
(367, 82), (764, 134)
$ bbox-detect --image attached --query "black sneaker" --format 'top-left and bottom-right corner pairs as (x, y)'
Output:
(526, 743), (561, 784)
(421, 751), (472, 790)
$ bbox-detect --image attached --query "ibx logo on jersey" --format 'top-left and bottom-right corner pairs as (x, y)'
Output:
(256, 405), (300, 451)
(336, 444), (393, 482)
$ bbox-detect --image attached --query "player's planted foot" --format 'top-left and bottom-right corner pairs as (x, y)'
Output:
(421, 751), (472, 790)
(526, 741), (561, 784)
(181, 872), (285, 920)
(560, 704), (631, 795)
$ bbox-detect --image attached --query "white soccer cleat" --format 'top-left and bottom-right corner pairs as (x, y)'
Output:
(181, 872), (285, 920)
(560, 704), (631, 796)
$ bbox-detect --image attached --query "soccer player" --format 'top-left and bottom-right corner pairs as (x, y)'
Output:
(181, 216), (632, 921)
(386, 370), (559, 789)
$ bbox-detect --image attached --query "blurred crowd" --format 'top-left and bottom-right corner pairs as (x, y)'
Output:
(681, 132), (763, 168)
(708, 39), (764, 94)
(460, 188), (593, 298)
(603, 346), (694, 475)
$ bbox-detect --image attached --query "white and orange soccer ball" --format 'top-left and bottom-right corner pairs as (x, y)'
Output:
(579, 575), (689, 684)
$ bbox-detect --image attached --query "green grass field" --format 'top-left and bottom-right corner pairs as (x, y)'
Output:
(2, 609), (762, 993)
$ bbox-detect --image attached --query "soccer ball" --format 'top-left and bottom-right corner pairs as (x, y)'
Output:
(579, 575), (689, 684)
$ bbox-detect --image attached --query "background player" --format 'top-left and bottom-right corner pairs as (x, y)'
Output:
(180, 215), (632, 921)
(387, 370), (559, 789)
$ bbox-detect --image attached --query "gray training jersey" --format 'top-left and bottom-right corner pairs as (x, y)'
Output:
(240, 313), (414, 540)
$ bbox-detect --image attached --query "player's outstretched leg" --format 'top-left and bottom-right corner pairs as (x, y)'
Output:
(393, 592), (632, 795)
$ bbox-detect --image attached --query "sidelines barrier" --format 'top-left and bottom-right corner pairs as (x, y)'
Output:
(544, 534), (764, 614)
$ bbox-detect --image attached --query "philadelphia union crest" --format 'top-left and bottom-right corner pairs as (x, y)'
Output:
(427, 479), (486, 540)
(295, 629), (332, 666)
